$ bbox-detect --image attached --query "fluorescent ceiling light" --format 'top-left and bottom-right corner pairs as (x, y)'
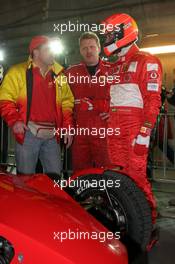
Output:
(140, 45), (175, 54)
(49, 39), (64, 55)
(0, 50), (4, 61)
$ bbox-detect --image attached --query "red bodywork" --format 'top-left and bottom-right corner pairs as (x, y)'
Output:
(0, 172), (128, 264)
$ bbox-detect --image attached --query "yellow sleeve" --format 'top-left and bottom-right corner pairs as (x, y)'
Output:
(0, 66), (20, 102)
(0, 66), (21, 127)
(60, 73), (74, 128)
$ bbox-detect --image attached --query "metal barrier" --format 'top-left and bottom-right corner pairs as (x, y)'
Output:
(0, 118), (16, 173)
(0, 118), (8, 164)
(153, 111), (175, 182)
(1, 113), (175, 180)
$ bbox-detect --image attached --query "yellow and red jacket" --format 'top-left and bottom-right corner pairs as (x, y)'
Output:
(0, 59), (74, 144)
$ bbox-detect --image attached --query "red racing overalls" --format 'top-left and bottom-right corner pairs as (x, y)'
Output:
(106, 44), (162, 223)
(65, 60), (111, 171)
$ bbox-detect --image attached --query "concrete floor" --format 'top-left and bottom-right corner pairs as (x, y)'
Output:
(132, 179), (175, 264)
(148, 181), (175, 264)
(148, 221), (175, 264)
(128, 175), (175, 264)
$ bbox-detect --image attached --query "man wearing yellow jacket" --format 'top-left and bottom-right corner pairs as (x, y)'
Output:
(0, 36), (74, 177)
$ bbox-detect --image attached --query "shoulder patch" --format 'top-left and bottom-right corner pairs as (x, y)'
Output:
(147, 63), (158, 71)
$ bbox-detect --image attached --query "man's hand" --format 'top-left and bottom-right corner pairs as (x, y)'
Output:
(12, 121), (28, 134)
(99, 112), (110, 120)
(75, 97), (93, 111)
(133, 128), (151, 156)
(133, 136), (150, 156)
(64, 134), (73, 148)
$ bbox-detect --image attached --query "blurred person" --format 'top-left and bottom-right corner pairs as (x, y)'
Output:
(167, 87), (175, 106)
(0, 64), (8, 164)
(157, 86), (174, 164)
(0, 36), (74, 178)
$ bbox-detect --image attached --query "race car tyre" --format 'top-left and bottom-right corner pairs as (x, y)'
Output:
(0, 237), (14, 264)
(69, 170), (153, 254)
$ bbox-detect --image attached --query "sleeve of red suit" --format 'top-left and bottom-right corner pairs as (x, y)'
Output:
(141, 56), (162, 130)
(134, 55), (162, 156)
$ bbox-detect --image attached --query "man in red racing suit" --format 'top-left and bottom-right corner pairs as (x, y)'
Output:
(102, 14), (162, 224)
(65, 32), (111, 171)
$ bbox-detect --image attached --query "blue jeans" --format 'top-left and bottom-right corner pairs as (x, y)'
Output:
(15, 130), (61, 175)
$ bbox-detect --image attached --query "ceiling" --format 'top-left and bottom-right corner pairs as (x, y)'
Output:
(0, 0), (175, 65)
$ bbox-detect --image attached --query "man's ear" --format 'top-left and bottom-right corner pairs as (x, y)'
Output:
(98, 46), (101, 54)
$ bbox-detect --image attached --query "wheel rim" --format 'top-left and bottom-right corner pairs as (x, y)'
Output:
(78, 190), (128, 237)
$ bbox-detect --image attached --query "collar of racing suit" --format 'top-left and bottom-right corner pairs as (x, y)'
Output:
(80, 58), (106, 76)
(117, 44), (133, 57)
(117, 44), (139, 62)
(86, 62), (99, 76)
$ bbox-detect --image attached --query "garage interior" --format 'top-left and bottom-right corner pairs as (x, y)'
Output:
(0, 1), (175, 264)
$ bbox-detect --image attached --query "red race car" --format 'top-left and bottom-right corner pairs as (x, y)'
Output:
(0, 171), (128, 264)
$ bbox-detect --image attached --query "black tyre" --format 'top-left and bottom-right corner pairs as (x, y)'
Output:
(69, 170), (153, 253)
(0, 237), (14, 264)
